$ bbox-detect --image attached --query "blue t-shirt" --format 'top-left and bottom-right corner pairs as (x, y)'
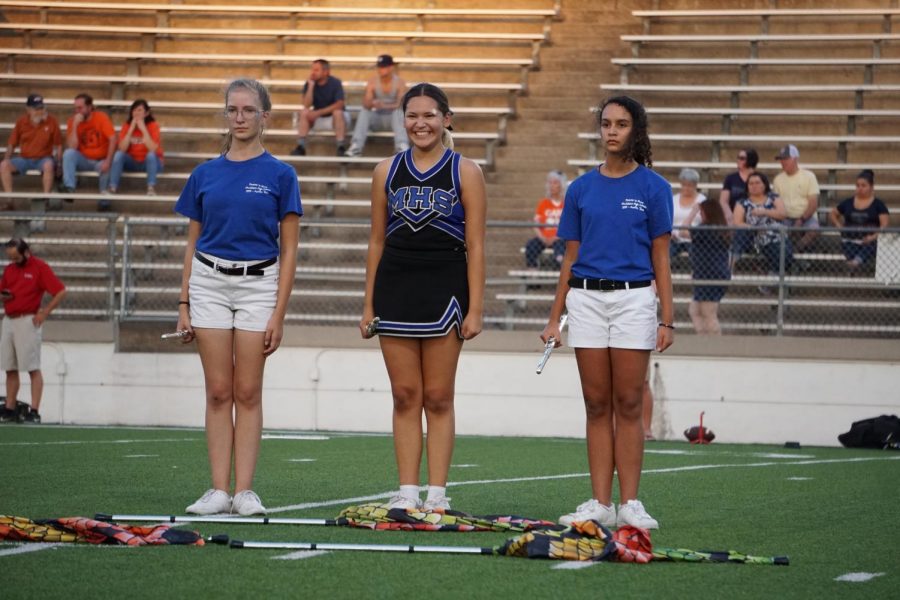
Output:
(302, 76), (345, 110)
(557, 165), (672, 281)
(175, 152), (302, 261)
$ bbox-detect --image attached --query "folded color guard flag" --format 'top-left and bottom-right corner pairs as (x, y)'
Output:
(0, 516), (204, 546)
(338, 503), (561, 532)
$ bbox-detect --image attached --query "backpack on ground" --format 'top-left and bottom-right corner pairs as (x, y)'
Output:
(838, 415), (900, 450)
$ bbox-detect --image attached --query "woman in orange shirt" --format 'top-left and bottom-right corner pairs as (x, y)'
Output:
(108, 99), (164, 195)
(524, 170), (567, 268)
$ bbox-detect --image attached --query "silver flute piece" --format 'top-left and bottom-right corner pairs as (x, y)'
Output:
(536, 313), (568, 374)
(160, 330), (189, 340)
(365, 317), (380, 337)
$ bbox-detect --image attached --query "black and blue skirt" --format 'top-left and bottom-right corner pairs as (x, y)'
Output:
(373, 245), (469, 338)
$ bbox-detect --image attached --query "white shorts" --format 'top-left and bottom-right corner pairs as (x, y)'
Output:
(188, 252), (279, 332)
(565, 286), (657, 350)
(0, 315), (42, 372)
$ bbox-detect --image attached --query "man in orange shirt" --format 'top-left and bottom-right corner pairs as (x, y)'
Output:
(60, 93), (116, 209)
(0, 94), (62, 203)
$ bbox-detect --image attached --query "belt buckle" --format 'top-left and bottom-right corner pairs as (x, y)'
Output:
(599, 279), (613, 291)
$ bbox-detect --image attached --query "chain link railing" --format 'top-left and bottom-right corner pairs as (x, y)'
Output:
(1, 214), (898, 338)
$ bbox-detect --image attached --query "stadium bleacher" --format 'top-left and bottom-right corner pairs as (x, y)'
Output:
(1, 0), (898, 338)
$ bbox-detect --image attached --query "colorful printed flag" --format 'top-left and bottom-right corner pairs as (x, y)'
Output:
(0, 516), (204, 546)
(338, 504), (560, 532)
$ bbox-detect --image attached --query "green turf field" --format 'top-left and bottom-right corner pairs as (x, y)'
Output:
(1, 425), (897, 599)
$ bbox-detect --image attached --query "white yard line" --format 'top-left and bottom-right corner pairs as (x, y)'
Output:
(261, 435), (330, 441)
(835, 572), (885, 582)
(0, 438), (199, 447)
(552, 561), (599, 570)
(268, 454), (900, 513)
(834, 573), (884, 583)
(752, 452), (812, 459)
(0, 543), (63, 558)
(272, 550), (330, 561)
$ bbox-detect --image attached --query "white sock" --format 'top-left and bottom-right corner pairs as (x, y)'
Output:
(399, 485), (419, 501)
(426, 485), (446, 501)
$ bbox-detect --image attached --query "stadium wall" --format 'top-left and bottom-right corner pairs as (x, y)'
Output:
(14, 327), (900, 448)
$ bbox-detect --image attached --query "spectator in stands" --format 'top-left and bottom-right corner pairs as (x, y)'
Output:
(0, 239), (66, 424)
(524, 169), (567, 268)
(0, 94), (62, 209)
(733, 171), (792, 277)
(60, 93), (117, 210)
(773, 144), (820, 253)
(828, 169), (889, 272)
(175, 79), (302, 516)
(108, 99), (164, 196)
(689, 199), (731, 335)
(345, 55), (409, 157)
(670, 168), (704, 258)
(541, 95), (673, 530)
(290, 59), (349, 156)
(360, 83), (486, 512)
(719, 148), (758, 224)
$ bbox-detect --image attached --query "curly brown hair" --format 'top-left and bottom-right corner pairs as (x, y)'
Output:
(596, 95), (652, 167)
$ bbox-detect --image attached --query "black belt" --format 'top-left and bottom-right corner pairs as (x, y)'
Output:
(568, 277), (652, 291)
(195, 253), (277, 276)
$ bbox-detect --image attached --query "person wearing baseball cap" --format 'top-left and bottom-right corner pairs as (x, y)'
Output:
(772, 143), (820, 252)
(344, 54), (409, 157)
(0, 93), (62, 207)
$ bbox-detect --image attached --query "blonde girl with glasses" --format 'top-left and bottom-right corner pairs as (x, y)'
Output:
(174, 79), (302, 516)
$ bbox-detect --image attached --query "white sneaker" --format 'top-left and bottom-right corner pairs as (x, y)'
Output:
(422, 495), (451, 511)
(616, 499), (659, 529)
(344, 144), (362, 157)
(231, 490), (267, 516)
(185, 489), (232, 515)
(384, 493), (421, 510)
(559, 499), (616, 527)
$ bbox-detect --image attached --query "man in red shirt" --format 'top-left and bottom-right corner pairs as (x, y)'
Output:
(0, 94), (62, 204)
(60, 93), (116, 209)
(0, 239), (66, 424)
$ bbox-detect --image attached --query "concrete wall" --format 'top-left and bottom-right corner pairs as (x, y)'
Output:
(16, 326), (900, 448)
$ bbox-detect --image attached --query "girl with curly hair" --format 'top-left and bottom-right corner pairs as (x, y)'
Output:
(541, 95), (673, 529)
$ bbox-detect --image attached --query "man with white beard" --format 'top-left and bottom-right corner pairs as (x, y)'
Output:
(0, 94), (62, 207)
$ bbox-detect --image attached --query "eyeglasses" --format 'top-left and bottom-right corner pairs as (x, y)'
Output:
(737, 154), (748, 160)
(224, 107), (261, 119)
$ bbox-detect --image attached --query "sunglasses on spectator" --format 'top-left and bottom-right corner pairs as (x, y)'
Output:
(737, 154), (748, 160)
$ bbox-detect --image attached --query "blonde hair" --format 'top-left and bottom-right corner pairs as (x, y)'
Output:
(441, 129), (454, 150)
(221, 78), (272, 154)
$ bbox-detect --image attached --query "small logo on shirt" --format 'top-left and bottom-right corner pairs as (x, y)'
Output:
(621, 198), (647, 211)
(24, 273), (34, 279)
(244, 183), (272, 195)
